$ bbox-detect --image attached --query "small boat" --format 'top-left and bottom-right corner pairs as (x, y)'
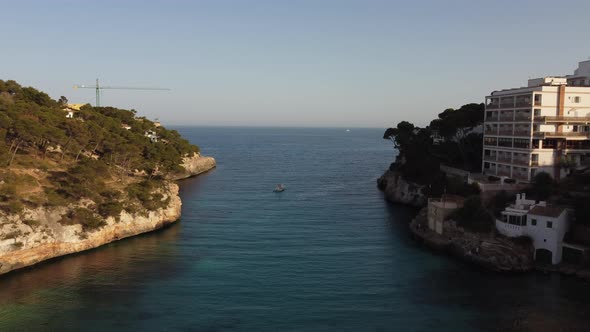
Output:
(273, 184), (285, 192)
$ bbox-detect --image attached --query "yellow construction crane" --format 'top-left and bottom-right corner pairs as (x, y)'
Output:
(73, 78), (170, 107)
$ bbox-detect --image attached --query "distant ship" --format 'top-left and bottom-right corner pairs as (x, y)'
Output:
(273, 184), (285, 192)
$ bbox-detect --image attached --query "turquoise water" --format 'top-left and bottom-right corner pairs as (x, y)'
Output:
(1, 127), (589, 331)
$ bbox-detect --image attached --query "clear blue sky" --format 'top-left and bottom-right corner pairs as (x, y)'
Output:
(2, 0), (590, 127)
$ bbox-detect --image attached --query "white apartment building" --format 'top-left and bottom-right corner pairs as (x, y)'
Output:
(495, 193), (569, 264)
(482, 60), (590, 182)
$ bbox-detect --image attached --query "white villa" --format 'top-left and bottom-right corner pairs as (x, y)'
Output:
(482, 60), (590, 182)
(496, 193), (569, 264)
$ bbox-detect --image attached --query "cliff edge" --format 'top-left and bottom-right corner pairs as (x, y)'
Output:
(377, 169), (427, 207)
(0, 183), (181, 275)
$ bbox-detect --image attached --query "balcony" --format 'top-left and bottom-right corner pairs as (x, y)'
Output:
(513, 142), (530, 149)
(484, 130), (498, 135)
(497, 156), (512, 163)
(498, 170), (511, 177)
(541, 116), (590, 124)
(486, 116), (499, 122)
(513, 158), (530, 166)
(514, 115), (532, 122)
(499, 116), (514, 122)
(534, 132), (590, 139)
(513, 130), (531, 137)
(486, 104), (499, 109)
(534, 101), (542, 106)
(498, 129), (513, 136)
(484, 155), (497, 161)
(531, 161), (539, 166)
(515, 101), (532, 108)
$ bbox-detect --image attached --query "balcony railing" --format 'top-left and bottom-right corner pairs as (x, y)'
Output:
(541, 116), (590, 123)
(513, 143), (530, 149)
(531, 161), (539, 166)
(499, 116), (514, 122)
(497, 157), (512, 163)
(513, 159), (529, 166)
(483, 155), (497, 161)
(486, 116), (499, 122)
(498, 130), (513, 135)
(513, 130), (531, 136)
(534, 101), (541, 106)
(486, 104), (499, 109)
(514, 115), (532, 121)
(534, 132), (590, 138)
(484, 130), (498, 135)
(498, 170), (511, 177)
(515, 101), (532, 108)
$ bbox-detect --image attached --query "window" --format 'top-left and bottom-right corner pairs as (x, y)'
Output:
(547, 221), (553, 228)
(532, 219), (537, 226)
(534, 109), (541, 117)
(574, 96), (581, 103)
(522, 215), (527, 226)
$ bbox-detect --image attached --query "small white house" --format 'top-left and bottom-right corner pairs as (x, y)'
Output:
(495, 193), (569, 264)
(144, 130), (158, 143)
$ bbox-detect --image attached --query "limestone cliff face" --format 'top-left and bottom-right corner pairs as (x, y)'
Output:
(377, 170), (427, 207)
(0, 183), (181, 276)
(173, 153), (217, 180)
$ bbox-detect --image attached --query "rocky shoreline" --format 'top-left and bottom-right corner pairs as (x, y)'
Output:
(378, 169), (590, 280)
(409, 208), (534, 272)
(377, 170), (427, 207)
(0, 155), (216, 276)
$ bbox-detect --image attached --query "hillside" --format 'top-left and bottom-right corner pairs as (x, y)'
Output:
(0, 80), (215, 275)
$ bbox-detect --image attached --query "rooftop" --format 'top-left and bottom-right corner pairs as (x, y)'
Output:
(528, 206), (565, 218)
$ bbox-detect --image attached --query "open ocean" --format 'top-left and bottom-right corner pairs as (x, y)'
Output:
(1, 127), (589, 331)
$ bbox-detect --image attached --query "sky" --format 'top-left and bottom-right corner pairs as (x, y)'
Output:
(2, 0), (590, 128)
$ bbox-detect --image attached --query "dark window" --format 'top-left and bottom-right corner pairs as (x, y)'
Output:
(532, 219), (537, 226)
(547, 221), (553, 228)
(522, 215), (527, 226)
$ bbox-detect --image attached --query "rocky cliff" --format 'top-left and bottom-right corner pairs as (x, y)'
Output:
(0, 183), (181, 275)
(173, 153), (217, 180)
(377, 169), (427, 207)
(0, 156), (216, 276)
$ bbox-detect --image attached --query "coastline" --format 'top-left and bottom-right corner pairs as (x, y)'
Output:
(0, 155), (216, 276)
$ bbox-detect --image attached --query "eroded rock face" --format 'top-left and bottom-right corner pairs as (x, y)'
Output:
(0, 183), (182, 276)
(174, 153), (217, 180)
(377, 170), (427, 207)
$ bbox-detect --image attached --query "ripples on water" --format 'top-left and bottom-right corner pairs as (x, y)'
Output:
(1, 127), (590, 331)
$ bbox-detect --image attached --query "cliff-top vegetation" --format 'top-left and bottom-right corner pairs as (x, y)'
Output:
(0, 80), (198, 227)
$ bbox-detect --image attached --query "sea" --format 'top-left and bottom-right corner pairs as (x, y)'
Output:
(1, 127), (589, 331)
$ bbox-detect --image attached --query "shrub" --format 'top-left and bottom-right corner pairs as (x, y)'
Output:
(0, 201), (24, 214)
(451, 195), (494, 233)
(59, 208), (106, 231)
(97, 201), (124, 219)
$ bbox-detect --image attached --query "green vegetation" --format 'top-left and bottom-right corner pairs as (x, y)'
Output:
(449, 195), (494, 233)
(383, 103), (484, 185)
(0, 80), (197, 229)
(59, 208), (106, 231)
